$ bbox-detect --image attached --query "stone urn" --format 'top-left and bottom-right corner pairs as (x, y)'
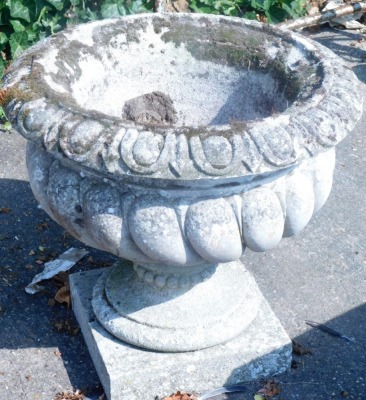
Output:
(2, 12), (362, 399)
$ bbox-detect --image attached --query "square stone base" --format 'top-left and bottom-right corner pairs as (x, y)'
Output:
(70, 269), (292, 400)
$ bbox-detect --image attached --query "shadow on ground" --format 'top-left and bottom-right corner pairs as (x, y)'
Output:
(224, 303), (366, 400)
(310, 27), (366, 63)
(0, 178), (115, 397)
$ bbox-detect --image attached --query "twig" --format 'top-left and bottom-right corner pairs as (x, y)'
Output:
(305, 320), (356, 342)
(197, 385), (249, 400)
(278, 1), (366, 30)
(280, 381), (320, 385)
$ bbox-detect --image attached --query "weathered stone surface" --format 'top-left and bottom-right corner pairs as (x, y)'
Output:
(70, 268), (292, 400)
(24, 144), (337, 267)
(310, 147), (336, 214)
(5, 12), (360, 387)
(241, 188), (284, 252)
(92, 260), (260, 352)
(3, 14), (362, 180)
(129, 195), (200, 266)
(185, 198), (243, 262)
(283, 170), (315, 238)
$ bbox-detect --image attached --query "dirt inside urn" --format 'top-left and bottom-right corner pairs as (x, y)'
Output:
(122, 91), (178, 125)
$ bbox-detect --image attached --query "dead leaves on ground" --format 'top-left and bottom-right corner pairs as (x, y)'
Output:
(292, 340), (313, 356)
(52, 272), (71, 308)
(162, 391), (197, 400)
(51, 318), (80, 336)
(254, 379), (281, 399)
(36, 220), (50, 231)
(54, 389), (84, 400)
(28, 247), (58, 265)
(54, 349), (62, 357)
(54, 389), (105, 400)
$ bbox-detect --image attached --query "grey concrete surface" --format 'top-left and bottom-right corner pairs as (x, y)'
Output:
(0, 25), (365, 400)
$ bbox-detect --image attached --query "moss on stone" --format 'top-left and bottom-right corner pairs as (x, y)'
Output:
(0, 87), (31, 107)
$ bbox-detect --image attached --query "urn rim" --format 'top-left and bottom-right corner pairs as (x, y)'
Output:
(3, 13), (363, 181)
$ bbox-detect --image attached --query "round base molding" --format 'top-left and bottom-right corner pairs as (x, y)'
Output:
(92, 260), (261, 352)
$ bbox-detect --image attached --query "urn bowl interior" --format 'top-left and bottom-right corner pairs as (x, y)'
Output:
(37, 14), (320, 128)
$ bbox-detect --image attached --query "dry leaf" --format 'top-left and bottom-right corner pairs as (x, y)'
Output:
(53, 389), (84, 400)
(55, 285), (71, 308)
(52, 319), (80, 336)
(0, 88), (9, 105)
(163, 391), (197, 400)
(36, 221), (49, 231)
(256, 380), (281, 398)
(155, 0), (189, 12)
(0, 207), (11, 214)
(48, 298), (56, 307)
(292, 340), (313, 356)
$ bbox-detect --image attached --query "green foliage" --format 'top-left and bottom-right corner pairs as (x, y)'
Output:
(0, 0), (306, 77)
(0, 106), (11, 130)
(0, 0), (154, 75)
(190, 0), (307, 22)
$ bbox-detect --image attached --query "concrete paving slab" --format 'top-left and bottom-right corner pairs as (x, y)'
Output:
(70, 268), (291, 400)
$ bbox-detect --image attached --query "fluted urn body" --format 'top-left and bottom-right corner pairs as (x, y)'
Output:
(2, 13), (362, 352)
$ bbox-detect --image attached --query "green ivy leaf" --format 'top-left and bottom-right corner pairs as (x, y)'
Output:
(9, 31), (30, 59)
(0, 32), (8, 46)
(282, 0), (306, 18)
(101, 2), (128, 18)
(4, 121), (12, 130)
(10, 19), (26, 32)
(129, 0), (153, 13)
(243, 11), (257, 19)
(0, 58), (5, 78)
(26, 27), (39, 42)
(6, 0), (32, 22)
(265, 4), (288, 23)
(45, 0), (65, 11)
(42, 13), (64, 34)
(251, 0), (277, 11)
(189, 0), (219, 14)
